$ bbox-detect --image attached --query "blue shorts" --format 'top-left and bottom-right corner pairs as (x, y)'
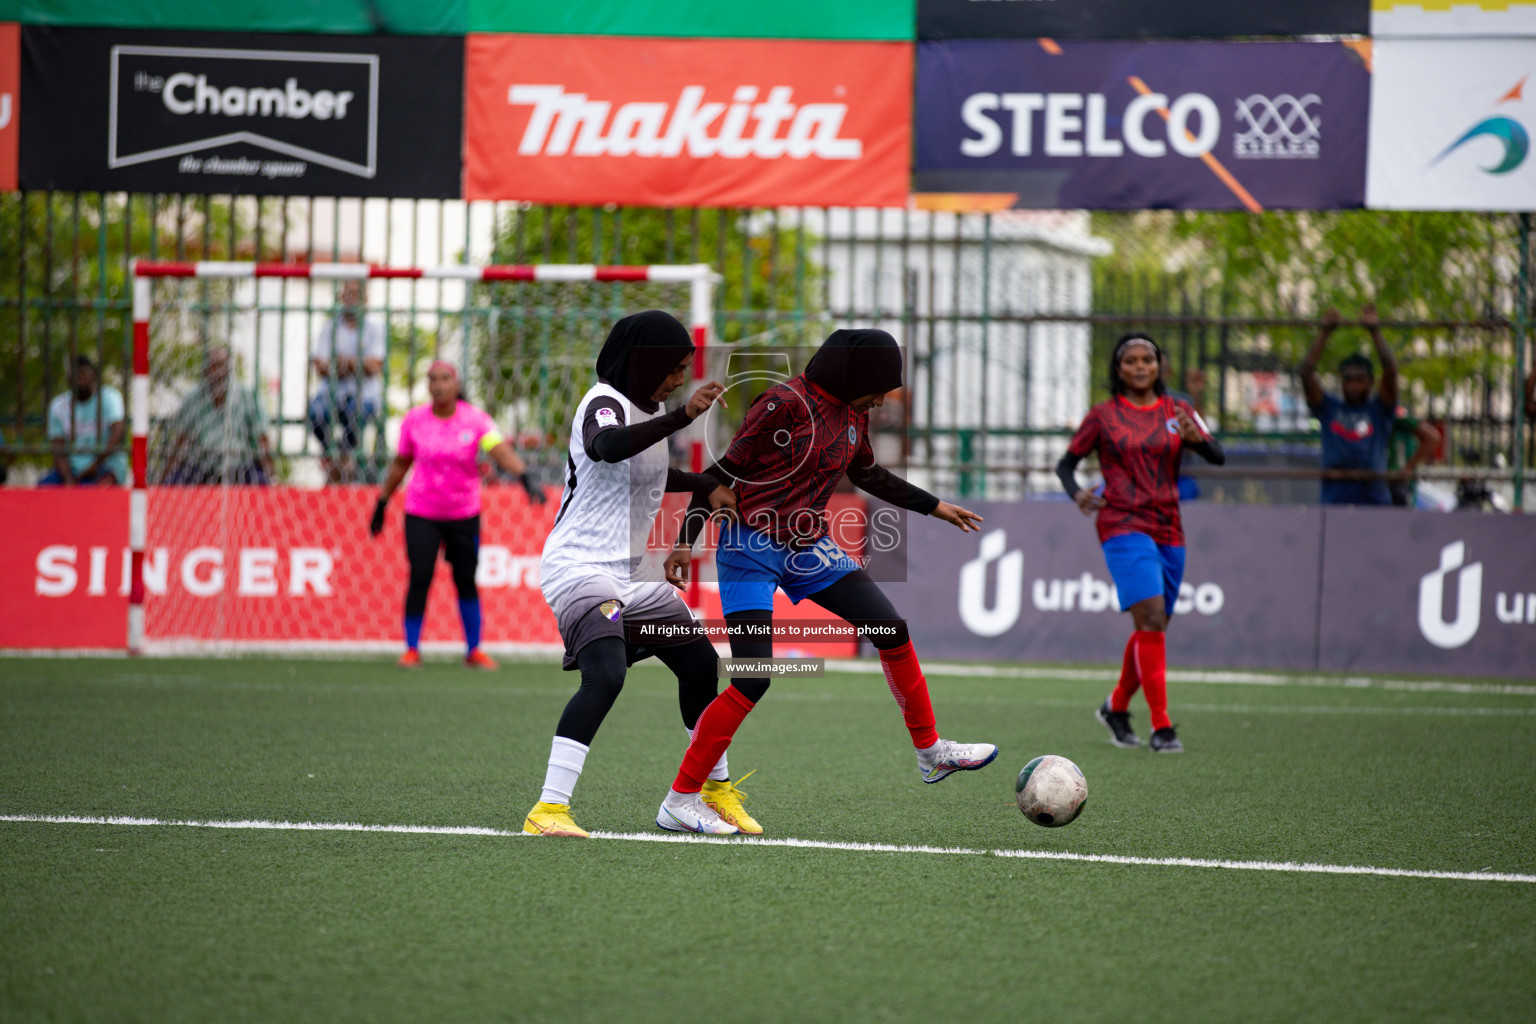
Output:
(716, 524), (861, 616)
(1101, 533), (1185, 615)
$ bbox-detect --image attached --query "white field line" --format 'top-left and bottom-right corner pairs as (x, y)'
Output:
(4, 814), (1533, 885)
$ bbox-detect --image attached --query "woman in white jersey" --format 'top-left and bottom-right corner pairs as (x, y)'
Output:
(524, 311), (743, 839)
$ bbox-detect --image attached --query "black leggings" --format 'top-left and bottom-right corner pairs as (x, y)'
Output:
(404, 513), (479, 618)
(726, 569), (909, 704)
(554, 633), (720, 747)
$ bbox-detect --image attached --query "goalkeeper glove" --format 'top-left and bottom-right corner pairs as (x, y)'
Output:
(520, 472), (547, 505)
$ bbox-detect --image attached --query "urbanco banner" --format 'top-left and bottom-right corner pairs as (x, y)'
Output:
(1318, 508), (1536, 677)
(464, 34), (912, 208)
(1367, 39), (1536, 211)
(915, 39), (1369, 211)
(19, 27), (463, 197)
(876, 502), (1326, 672)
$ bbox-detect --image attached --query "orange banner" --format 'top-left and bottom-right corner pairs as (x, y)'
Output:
(464, 34), (912, 208)
(0, 24), (18, 192)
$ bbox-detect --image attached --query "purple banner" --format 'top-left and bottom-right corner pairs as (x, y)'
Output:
(878, 503), (1536, 679)
(914, 40), (1370, 211)
(1317, 509), (1536, 677)
(878, 503), (1325, 673)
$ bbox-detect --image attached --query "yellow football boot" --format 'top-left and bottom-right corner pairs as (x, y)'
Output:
(522, 802), (589, 838)
(701, 770), (763, 835)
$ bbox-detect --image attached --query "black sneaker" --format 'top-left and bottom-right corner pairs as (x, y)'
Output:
(1095, 698), (1140, 748)
(1149, 726), (1184, 754)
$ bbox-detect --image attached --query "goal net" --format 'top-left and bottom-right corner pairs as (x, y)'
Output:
(128, 261), (713, 654)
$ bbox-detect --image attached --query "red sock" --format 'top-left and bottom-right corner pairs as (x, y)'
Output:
(1110, 634), (1141, 712)
(878, 641), (940, 750)
(1132, 630), (1170, 731)
(672, 686), (755, 794)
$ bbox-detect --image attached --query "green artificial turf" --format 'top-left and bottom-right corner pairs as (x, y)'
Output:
(2, 656), (1533, 1023)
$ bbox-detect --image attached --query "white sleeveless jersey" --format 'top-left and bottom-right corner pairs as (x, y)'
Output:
(540, 381), (671, 605)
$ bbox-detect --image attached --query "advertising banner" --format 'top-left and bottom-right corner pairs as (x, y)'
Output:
(1366, 39), (1536, 211)
(464, 34), (911, 208)
(915, 39), (1369, 211)
(0, 487), (859, 656)
(470, 0), (912, 40)
(1317, 508), (1536, 678)
(19, 0), (464, 35)
(19, 27), (463, 197)
(877, 502), (1326, 672)
(0, 22), (15, 191)
(919, 0), (1368, 40)
(1372, 0), (1536, 38)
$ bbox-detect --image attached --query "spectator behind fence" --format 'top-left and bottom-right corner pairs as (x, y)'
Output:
(1388, 407), (1442, 508)
(1159, 353), (1208, 501)
(163, 346), (274, 485)
(1299, 305), (1397, 506)
(41, 356), (127, 486)
(309, 278), (385, 482)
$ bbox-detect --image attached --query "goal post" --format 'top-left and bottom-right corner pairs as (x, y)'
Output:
(127, 259), (716, 655)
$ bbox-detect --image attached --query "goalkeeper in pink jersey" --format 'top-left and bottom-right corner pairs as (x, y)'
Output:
(656, 328), (997, 834)
(370, 361), (545, 669)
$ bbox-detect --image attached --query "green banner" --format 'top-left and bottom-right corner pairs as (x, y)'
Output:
(468, 0), (913, 40)
(1, 0), (19, 21)
(20, 0), (466, 34)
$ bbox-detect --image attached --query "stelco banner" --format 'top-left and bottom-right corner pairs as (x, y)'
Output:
(19, 27), (463, 196)
(464, 34), (912, 207)
(0, 22), (16, 191)
(877, 502), (1536, 680)
(915, 40), (1370, 211)
(918, 0), (1369, 40)
(1367, 39), (1536, 211)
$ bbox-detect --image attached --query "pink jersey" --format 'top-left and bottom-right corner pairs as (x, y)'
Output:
(398, 401), (499, 521)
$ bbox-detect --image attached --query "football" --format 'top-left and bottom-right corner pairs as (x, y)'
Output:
(1015, 755), (1087, 828)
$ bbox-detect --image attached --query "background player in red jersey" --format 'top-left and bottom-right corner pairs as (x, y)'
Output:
(656, 328), (995, 834)
(1056, 333), (1226, 753)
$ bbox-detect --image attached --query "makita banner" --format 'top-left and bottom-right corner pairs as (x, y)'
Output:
(0, 488), (858, 656)
(0, 23), (17, 191)
(19, 27), (462, 196)
(1367, 40), (1536, 211)
(1317, 509), (1536, 677)
(918, 0), (1368, 40)
(877, 502), (1536, 680)
(463, 34), (911, 207)
(914, 39), (1370, 211)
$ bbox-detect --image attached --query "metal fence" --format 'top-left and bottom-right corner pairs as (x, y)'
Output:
(2, 193), (1531, 506)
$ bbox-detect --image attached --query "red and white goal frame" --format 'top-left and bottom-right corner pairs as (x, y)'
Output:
(127, 259), (717, 653)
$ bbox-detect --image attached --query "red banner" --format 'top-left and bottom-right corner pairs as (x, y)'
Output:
(1, 487), (863, 656)
(0, 24), (17, 192)
(463, 34), (912, 208)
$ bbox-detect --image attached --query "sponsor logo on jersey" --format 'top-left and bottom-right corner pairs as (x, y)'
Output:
(594, 406), (620, 429)
(599, 599), (622, 621)
(847, 425), (858, 443)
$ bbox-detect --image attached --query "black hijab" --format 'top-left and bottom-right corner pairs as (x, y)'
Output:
(595, 310), (695, 412)
(804, 328), (904, 404)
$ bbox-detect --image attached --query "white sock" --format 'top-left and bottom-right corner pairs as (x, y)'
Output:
(539, 736), (590, 806)
(687, 725), (730, 782)
(663, 788), (694, 810)
(916, 739), (943, 762)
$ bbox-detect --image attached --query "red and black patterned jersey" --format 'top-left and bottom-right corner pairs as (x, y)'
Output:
(721, 375), (875, 546)
(1066, 395), (1208, 546)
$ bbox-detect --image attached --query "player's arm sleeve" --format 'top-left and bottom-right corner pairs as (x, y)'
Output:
(666, 467), (719, 493)
(845, 462), (940, 514)
(676, 461), (740, 548)
(583, 398), (691, 464)
(1057, 412), (1099, 498)
(1181, 403), (1226, 465)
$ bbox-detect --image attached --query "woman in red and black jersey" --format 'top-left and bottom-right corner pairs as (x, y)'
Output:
(1056, 333), (1225, 754)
